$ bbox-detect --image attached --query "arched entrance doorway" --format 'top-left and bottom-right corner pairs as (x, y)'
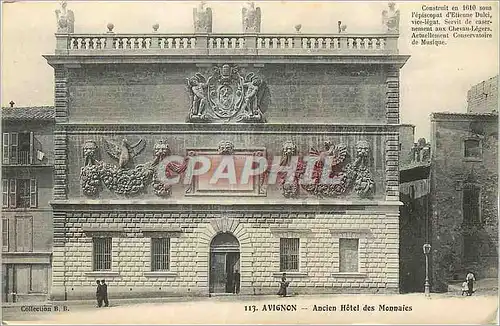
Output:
(209, 232), (240, 294)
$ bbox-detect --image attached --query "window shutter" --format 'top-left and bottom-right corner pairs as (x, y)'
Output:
(16, 217), (24, 251)
(29, 132), (34, 165)
(2, 179), (8, 208)
(8, 179), (16, 208)
(29, 179), (37, 208)
(2, 133), (10, 164)
(26, 217), (33, 252)
(2, 218), (8, 252)
(10, 133), (18, 165)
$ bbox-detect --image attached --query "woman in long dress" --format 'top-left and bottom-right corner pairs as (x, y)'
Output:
(277, 273), (290, 297)
(466, 272), (475, 296)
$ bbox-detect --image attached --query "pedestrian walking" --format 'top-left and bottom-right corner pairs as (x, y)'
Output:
(277, 273), (290, 297)
(95, 280), (103, 308)
(466, 272), (476, 296)
(101, 279), (109, 307)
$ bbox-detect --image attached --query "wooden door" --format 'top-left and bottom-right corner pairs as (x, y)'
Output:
(209, 252), (227, 293)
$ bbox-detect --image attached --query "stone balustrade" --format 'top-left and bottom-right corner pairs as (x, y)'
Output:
(56, 33), (399, 55)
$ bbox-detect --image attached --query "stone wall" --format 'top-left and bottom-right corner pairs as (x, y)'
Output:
(65, 64), (388, 124)
(467, 75), (498, 114)
(50, 206), (399, 300)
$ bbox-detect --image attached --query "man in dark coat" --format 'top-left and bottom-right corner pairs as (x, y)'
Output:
(95, 280), (103, 308)
(233, 270), (241, 294)
(101, 279), (109, 307)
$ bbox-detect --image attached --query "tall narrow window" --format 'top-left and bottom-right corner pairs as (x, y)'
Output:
(339, 238), (359, 273)
(17, 179), (31, 208)
(93, 237), (112, 271)
(2, 218), (8, 252)
(464, 139), (481, 158)
(463, 184), (481, 225)
(280, 238), (299, 272)
(151, 238), (170, 271)
(17, 133), (31, 164)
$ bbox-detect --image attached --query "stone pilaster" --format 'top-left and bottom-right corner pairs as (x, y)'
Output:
(386, 65), (400, 124)
(54, 65), (69, 123)
(53, 130), (68, 200)
(385, 133), (399, 200)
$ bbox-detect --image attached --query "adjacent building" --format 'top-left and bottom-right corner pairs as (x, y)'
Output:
(399, 76), (498, 293)
(1, 105), (55, 302)
(429, 111), (498, 292)
(43, 2), (408, 300)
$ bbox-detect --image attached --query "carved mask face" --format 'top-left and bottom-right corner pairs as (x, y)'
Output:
(282, 141), (297, 157)
(154, 141), (171, 159)
(83, 141), (97, 159)
(218, 141), (234, 155)
(356, 141), (370, 158)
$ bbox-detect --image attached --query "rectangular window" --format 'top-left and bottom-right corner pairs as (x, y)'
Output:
(2, 132), (34, 165)
(463, 184), (481, 225)
(339, 238), (359, 273)
(464, 139), (481, 158)
(4, 178), (37, 209)
(151, 238), (170, 271)
(2, 218), (8, 252)
(17, 179), (31, 208)
(280, 238), (299, 272)
(15, 216), (33, 252)
(93, 237), (112, 271)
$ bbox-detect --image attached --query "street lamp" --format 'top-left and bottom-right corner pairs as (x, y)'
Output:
(423, 243), (432, 297)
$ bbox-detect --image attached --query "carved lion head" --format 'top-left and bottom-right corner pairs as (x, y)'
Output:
(154, 140), (171, 159)
(83, 140), (98, 159)
(282, 141), (297, 157)
(356, 140), (370, 158)
(218, 140), (235, 155)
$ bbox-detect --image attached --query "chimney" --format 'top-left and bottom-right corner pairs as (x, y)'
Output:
(9, 101), (14, 107)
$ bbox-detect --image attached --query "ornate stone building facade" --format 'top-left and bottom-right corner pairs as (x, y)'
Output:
(45, 2), (408, 300)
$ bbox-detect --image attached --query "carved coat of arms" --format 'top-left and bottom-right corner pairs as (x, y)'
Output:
(187, 64), (265, 123)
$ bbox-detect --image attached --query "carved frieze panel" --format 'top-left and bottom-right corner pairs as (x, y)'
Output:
(80, 139), (181, 198)
(263, 140), (375, 199)
(186, 64), (266, 123)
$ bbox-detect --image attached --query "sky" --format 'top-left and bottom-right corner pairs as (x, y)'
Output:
(1, 1), (499, 140)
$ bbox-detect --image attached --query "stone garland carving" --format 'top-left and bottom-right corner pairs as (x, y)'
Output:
(80, 139), (187, 198)
(382, 2), (400, 33)
(55, 1), (75, 33)
(242, 2), (262, 33)
(269, 140), (375, 198)
(193, 1), (213, 33)
(187, 65), (266, 123)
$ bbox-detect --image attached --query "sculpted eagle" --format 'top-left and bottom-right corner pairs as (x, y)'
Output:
(103, 138), (146, 169)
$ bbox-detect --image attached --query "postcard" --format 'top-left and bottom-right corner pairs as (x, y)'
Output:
(1, 1), (498, 324)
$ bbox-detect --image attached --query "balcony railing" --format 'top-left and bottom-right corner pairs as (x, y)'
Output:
(56, 33), (399, 55)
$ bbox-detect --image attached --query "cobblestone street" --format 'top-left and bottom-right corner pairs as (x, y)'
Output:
(3, 293), (498, 325)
